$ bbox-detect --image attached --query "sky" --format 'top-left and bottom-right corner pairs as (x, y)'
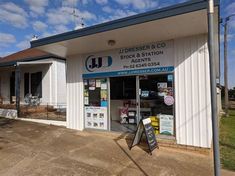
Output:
(0, 0), (235, 88)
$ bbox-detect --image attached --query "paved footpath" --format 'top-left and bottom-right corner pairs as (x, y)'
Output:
(0, 118), (234, 176)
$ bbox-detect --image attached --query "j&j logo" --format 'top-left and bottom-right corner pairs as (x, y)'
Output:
(85, 55), (113, 72)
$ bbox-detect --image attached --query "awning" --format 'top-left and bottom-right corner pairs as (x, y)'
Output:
(30, 0), (219, 58)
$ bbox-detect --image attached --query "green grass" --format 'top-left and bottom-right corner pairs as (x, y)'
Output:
(220, 110), (235, 171)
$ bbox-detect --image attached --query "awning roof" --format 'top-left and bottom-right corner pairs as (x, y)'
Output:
(0, 48), (64, 68)
(31, 0), (219, 58)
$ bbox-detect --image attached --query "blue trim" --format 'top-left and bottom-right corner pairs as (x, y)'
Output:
(83, 66), (174, 79)
(31, 0), (219, 48)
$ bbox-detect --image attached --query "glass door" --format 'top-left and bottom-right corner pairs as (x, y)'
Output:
(138, 74), (175, 136)
(110, 76), (137, 133)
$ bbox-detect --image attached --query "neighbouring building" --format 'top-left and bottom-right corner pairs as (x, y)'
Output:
(0, 48), (66, 106)
(30, 0), (220, 148)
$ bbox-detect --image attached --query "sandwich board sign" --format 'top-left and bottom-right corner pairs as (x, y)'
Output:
(129, 118), (158, 155)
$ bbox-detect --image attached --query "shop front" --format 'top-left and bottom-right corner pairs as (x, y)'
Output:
(82, 41), (175, 137)
(31, 0), (220, 148)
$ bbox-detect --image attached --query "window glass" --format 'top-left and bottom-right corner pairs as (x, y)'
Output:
(84, 78), (108, 130)
(31, 72), (42, 98)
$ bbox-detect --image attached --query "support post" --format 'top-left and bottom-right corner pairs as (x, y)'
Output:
(224, 19), (229, 116)
(15, 65), (20, 117)
(207, 0), (220, 175)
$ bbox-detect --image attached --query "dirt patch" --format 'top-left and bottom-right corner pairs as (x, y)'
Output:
(0, 119), (216, 176)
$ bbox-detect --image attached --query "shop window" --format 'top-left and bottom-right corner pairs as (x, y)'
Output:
(31, 72), (42, 98)
(139, 74), (174, 136)
(110, 77), (136, 100)
(84, 78), (108, 130)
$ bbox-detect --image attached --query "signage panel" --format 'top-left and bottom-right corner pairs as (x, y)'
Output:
(83, 40), (174, 78)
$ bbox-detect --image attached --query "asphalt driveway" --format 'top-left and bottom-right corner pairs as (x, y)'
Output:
(0, 118), (232, 176)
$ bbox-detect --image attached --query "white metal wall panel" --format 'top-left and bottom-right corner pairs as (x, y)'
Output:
(66, 56), (84, 130)
(66, 34), (213, 148)
(174, 34), (212, 148)
(0, 71), (11, 104)
(55, 60), (66, 104)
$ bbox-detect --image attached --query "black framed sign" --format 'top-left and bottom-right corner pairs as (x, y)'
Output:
(129, 118), (158, 155)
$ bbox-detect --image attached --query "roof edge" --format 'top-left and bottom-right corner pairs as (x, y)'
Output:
(0, 55), (65, 68)
(31, 0), (220, 48)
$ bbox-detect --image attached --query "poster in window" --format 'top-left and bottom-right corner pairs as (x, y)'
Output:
(101, 83), (107, 90)
(89, 79), (96, 90)
(96, 79), (101, 87)
(101, 90), (107, 100)
(159, 114), (174, 135)
(84, 97), (89, 105)
(84, 79), (88, 86)
(85, 106), (108, 130)
(84, 89), (89, 97)
(157, 82), (168, 97)
(100, 79), (107, 90)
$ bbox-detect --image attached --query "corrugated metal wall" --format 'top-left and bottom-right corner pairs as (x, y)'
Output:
(66, 56), (84, 130)
(66, 34), (213, 148)
(174, 34), (212, 148)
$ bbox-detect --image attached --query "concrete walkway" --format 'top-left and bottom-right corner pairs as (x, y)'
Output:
(0, 118), (233, 176)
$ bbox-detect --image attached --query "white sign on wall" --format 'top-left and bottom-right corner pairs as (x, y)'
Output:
(83, 40), (174, 78)
(85, 106), (108, 130)
(159, 114), (174, 135)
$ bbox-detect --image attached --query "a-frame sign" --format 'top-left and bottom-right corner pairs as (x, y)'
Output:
(129, 118), (159, 155)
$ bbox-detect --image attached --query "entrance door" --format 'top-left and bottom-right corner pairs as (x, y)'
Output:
(110, 76), (137, 133)
(138, 74), (175, 136)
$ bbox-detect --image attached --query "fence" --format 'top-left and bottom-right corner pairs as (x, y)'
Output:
(18, 103), (66, 121)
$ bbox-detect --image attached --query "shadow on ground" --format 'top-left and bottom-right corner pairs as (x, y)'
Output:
(0, 118), (14, 128)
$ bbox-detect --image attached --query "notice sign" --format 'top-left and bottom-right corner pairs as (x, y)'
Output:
(83, 40), (174, 78)
(159, 114), (174, 135)
(85, 106), (108, 130)
(130, 118), (158, 155)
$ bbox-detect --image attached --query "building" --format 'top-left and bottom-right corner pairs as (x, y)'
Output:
(31, 0), (220, 148)
(0, 48), (66, 106)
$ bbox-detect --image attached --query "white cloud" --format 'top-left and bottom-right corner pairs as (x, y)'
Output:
(98, 9), (137, 24)
(24, 0), (48, 15)
(232, 50), (235, 56)
(115, 0), (158, 10)
(226, 2), (235, 15)
(1, 2), (27, 16)
(102, 6), (113, 13)
(96, 0), (108, 5)
(0, 51), (14, 57)
(54, 25), (70, 34)
(33, 21), (48, 32)
(229, 19), (235, 30)
(42, 25), (70, 38)
(16, 40), (30, 50)
(0, 2), (28, 28)
(62, 0), (90, 6)
(62, 0), (79, 7)
(47, 7), (96, 26)
(113, 9), (136, 19)
(220, 34), (234, 43)
(0, 32), (16, 47)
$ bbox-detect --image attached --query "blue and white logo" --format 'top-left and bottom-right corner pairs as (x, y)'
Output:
(85, 55), (112, 72)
